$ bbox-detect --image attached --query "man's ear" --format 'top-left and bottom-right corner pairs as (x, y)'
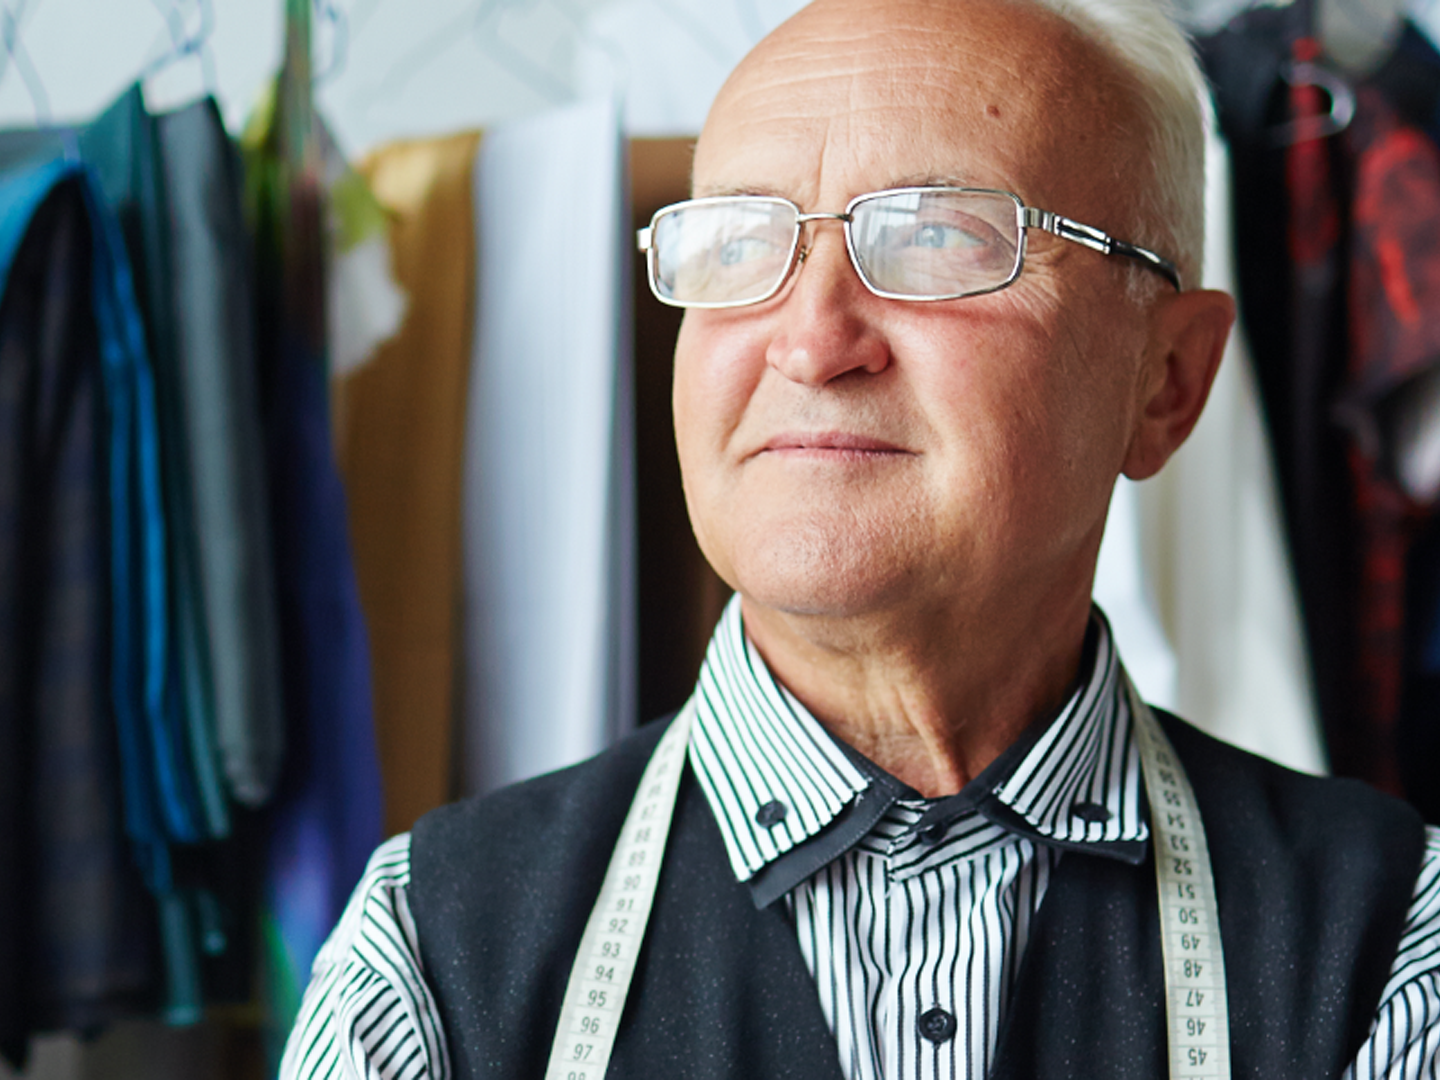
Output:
(1121, 288), (1236, 481)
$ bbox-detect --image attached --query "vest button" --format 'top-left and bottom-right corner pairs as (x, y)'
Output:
(754, 800), (789, 828)
(918, 1007), (957, 1043)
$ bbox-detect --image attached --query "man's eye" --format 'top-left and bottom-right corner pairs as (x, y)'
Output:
(911, 222), (984, 249)
(718, 236), (775, 265)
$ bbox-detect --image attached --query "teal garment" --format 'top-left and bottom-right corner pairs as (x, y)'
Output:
(0, 123), (199, 868)
(81, 87), (286, 1024)
(0, 91), (214, 850)
(81, 87), (213, 846)
(86, 85), (285, 829)
(76, 141), (202, 1021)
(2, 87), (243, 846)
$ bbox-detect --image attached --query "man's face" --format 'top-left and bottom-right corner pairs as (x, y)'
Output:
(674, 0), (1163, 626)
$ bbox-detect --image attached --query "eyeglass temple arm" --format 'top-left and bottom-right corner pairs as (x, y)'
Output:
(1022, 208), (1182, 291)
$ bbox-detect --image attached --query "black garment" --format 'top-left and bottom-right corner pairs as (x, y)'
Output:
(409, 712), (1424, 1079)
(1367, 26), (1440, 828)
(1200, 14), (1365, 787)
(0, 178), (156, 1069)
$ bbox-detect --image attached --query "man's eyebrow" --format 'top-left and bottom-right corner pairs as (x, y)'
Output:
(889, 173), (977, 188)
(690, 183), (789, 199)
(690, 175), (982, 200)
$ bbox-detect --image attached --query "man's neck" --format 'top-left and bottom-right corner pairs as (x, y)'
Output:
(738, 589), (1093, 798)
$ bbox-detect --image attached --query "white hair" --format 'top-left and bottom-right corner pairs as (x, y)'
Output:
(1029, 0), (1209, 291)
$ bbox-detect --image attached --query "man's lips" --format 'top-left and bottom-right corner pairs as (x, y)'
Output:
(752, 432), (912, 458)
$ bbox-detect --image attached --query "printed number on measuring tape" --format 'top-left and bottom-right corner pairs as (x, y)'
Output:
(1129, 677), (1232, 1080)
(542, 703), (695, 1080)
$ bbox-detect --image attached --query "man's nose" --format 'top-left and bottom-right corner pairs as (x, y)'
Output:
(763, 224), (890, 385)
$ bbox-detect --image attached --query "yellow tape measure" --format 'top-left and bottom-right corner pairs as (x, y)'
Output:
(547, 682), (1230, 1079)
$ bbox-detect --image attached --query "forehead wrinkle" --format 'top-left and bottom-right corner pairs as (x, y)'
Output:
(728, 42), (1033, 114)
(697, 0), (1154, 231)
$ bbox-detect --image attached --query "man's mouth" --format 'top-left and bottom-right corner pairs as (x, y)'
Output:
(755, 432), (911, 458)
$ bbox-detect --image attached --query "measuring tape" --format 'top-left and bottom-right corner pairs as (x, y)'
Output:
(1128, 675), (1232, 1080)
(546, 681), (1229, 1079)
(542, 700), (695, 1080)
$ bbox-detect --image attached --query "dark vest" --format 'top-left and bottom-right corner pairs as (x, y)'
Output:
(409, 712), (1425, 1079)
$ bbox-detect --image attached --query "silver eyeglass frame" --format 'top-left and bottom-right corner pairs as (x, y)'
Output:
(635, 186), (1183, 309)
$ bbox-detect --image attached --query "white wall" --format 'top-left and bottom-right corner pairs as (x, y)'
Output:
(0, 0), (620, 156)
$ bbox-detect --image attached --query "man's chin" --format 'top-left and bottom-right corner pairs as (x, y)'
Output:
(733, 556), (918, 624)
(716, 511), (932, 616)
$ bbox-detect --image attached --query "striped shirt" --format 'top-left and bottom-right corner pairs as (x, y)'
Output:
(281, 597), (1440, 1079)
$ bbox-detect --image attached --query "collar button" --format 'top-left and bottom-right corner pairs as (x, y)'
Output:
(919, 822), (948, 845)
(754, 800), (789, 828)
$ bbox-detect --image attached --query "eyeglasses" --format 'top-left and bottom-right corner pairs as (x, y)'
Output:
(636, 186), (1182, 309)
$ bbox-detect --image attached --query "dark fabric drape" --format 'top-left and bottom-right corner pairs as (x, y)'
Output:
(0, 163), (159, 1070)
(1200, 16), (1440, 815)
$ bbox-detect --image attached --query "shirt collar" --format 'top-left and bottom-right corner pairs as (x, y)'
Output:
(687, 596), (871, 880)
(686, 598), (1150, 902)
(991, 616), (1147, 850)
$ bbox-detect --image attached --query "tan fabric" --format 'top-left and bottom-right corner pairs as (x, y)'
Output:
(338, 131), (482, 836)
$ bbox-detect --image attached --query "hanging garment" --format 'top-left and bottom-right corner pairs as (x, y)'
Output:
(25, 86), (283, 1023)
(0, 161), (157, 1072)
(0, 94), (230, 1029)
(244, 0), (385, 1057)
(1336, 84), (1440, 806)
(1360, 18), (1440, 824)
(461, 97), (636, 794)
(1201, 15), (1440, 806)
(155, 97), (285, 817)
(0, 84), (288, 825)
(1095, 122), (1327, 774)
(336, 130), (479, 837)
(69, 91), (212, 1022)
(1283, 35), (1372, 779)
(79, 86), (210, 855)
(1201, 15), (1374, 784)
(1356, 25), (1440, 825)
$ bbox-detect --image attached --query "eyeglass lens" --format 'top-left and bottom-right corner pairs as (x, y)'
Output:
(650, 190), (1026, 306)
(850, 190), (1022, 298)
(653, 198), (797, 305)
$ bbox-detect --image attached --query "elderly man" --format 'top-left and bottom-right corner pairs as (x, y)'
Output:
(283, 0), (1440, 1076)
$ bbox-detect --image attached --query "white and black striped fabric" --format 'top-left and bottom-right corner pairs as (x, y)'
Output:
(281, 597), (1440, 1080)
(694, 599), (1141, 1080)
(280, 834), (450, 1080)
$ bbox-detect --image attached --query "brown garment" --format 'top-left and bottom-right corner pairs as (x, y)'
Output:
(338, 131), (482, 836)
